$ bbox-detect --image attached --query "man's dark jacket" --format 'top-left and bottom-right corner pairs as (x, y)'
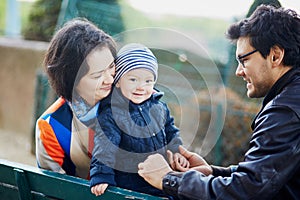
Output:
(163, 68), (300, 199)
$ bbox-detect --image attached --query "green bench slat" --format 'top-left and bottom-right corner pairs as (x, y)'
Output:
(0, 159), (163, 200)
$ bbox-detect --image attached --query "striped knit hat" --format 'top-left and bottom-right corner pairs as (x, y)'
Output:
(114, 43), (158, 84)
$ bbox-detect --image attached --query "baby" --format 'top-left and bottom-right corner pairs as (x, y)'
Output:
(90, 43), (189, 197)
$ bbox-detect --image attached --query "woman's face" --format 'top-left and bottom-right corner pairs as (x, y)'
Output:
(76, 47), (115, 106)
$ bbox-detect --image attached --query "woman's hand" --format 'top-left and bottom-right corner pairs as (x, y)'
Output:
(91, 183), (108, 196)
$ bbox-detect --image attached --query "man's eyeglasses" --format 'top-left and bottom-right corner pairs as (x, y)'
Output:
(237, 49), (258, 68)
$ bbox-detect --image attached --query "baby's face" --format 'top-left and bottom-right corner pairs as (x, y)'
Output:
(116, 68), (155, 104)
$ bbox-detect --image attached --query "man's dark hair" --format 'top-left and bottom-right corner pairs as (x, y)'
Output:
(44, 18), (117, 101)
(227, 5), (300, 68)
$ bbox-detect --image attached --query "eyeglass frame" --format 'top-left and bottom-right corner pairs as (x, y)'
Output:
(237, 49), (258, 68)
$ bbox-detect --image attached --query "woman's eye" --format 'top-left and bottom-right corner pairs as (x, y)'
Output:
(93, 74), (102, 79)
(129, 78), (137, 82)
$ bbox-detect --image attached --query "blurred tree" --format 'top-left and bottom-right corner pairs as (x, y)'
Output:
(23, 0), (125, 42)
(22, 0), (62, 41)
(56, 0), (125, 38)
(0, 1), (6, 35)
(247, 0), (281, 17)
(22, 0), (61, 41)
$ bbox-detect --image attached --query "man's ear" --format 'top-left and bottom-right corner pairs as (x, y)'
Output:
(270, 45), (284, 67)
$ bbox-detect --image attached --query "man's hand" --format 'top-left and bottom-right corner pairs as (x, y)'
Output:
(178, 145), (212, 175)
(138, 154), (172, 190)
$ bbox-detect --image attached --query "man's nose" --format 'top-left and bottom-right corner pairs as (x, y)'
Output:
(235, 63), (244, 77)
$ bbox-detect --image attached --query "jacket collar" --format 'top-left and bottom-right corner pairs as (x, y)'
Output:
(102, 87), (164, 108)
(251, 67), (300, 130)
(262, 67), (299, 108)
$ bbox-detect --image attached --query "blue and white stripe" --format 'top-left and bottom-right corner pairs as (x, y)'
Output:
(114, 43), (158, 83)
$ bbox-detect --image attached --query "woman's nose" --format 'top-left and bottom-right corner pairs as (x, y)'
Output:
(103, 71), (114, 84)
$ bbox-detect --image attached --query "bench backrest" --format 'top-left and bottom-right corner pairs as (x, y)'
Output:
(0, 159), (163, 200)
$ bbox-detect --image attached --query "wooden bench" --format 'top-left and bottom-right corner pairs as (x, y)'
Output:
(0, 159), (163, 200)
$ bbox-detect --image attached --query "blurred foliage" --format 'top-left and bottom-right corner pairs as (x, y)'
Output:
(247, 0), (281, 17)
(56, 0), (125, 38)
(22, 0), (61, 41)
(194, 88), (259, 166)
(119, 0), (230, 63)
(20, 0), (230, 62)
(19, 1), (33, 32)
(22, 0), (125, 42)
(169, 87), (260, 166)
(0, 1), (5, 35)
(0, 1), (34, 36)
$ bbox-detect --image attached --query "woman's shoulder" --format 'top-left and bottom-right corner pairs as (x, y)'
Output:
(40, 97), (72, 120)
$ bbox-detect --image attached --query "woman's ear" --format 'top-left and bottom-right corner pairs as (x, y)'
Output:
(115, 81), (120, 88)
(270, 45), (284, 67)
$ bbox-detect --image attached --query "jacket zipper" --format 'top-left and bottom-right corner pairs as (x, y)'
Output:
(137, 105), (158, 150)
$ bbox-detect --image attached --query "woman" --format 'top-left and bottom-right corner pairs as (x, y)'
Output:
(35, 18), (116, 179)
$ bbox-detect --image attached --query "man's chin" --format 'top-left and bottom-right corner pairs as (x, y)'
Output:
(247, 91), (264, 99)
(247, 90), (255, 98)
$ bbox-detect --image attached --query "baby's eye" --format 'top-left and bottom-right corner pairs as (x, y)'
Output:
(129, 78), (137, 82)
(146, 80), (154, 84)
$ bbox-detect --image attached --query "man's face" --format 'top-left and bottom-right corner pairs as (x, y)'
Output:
(235, 37), (274, 98)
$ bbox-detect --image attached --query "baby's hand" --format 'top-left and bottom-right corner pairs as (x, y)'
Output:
(173, 152), (190, 172)
(91, 183), (108, 196)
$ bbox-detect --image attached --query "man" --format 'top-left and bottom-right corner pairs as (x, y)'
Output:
(138, 5), (300, 199)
